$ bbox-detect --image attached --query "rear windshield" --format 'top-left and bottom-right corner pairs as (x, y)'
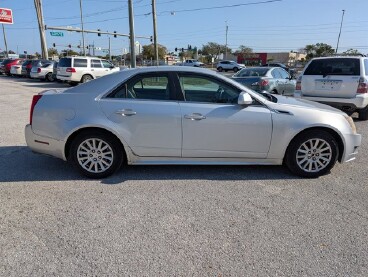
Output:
(58, 58), (72, 67)
(73, 58), (87, 67)
(304, 58), (360, 76)
(2, 59), (13, 65)
(22, 60), (32, 66)
(234, 68), (268, 77)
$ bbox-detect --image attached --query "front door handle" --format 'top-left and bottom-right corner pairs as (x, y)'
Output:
(184, 113), (206, 120)
(115, 109), (137, 116)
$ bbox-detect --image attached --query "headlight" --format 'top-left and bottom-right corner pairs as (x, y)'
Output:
(344, 114), (357, 134)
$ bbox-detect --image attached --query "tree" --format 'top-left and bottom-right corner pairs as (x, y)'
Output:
(48, 48), (58, 57)
(234, 45), (253, 57)
(34, 52), (41, 58)
(201, 42), (232, 61)
(142, 44), (167, 60)
(342, 48), (362, 56)
(8, 50), (15, 54)
(304, 43), (335, 60)
(60, 49), (79, 56)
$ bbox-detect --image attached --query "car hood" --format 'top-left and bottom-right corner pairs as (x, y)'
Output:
(270, 95), (346, 115)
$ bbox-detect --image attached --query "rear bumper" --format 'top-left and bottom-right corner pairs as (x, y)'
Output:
(30, 72), (46, 79)
(25, 124), (67, 161)
(294, 91), (368, 109)
(341, 133), (362, 163)
(56, 75), (75, 82)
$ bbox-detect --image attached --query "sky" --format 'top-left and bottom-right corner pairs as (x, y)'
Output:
(1, 0), (368, 56)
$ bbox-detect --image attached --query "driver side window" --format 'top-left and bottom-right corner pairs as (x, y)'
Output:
(178, 75), (241, 104)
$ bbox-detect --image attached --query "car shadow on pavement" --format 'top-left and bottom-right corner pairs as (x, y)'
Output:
(0, 146), (299, 183)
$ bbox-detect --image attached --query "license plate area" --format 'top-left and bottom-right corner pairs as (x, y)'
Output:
(315, 79), (342, 91)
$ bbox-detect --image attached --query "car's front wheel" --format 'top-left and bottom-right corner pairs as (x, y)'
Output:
(217, 67), (223, 72)
(70, 130), (123, 178)
(285, 130), (338, 178)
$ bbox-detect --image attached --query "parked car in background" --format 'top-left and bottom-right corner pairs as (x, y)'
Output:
(0, 59), (23, 76)
(294, 56), (368, 120)
(10, 64), (23, 76)
(26, 66), (360, 179)
(22, 59), (49, 78)
(57, 56), (120, 86)
(21, 60), (33, 77)
(30, 61), (57, 81)
(217, 60), (245, 72)
(232, 67), (296, 95)
(262, 62), (296, 78)
(178, 59), (205, 67)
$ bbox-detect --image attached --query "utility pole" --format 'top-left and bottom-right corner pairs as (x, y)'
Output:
(225, 21), (228, 60)
(152, 0), (159, 65)
(335, 9), (345, 54)
(34, 0), (48, 59)
(128, 0), (136, 68)
(79, 0), (86, 56)
(108, 37), (111, 60)
(2, 24), (8, 58)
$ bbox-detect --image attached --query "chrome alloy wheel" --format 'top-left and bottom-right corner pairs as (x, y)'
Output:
(296, 138), (332, 173)
(77, 138), (114, 173)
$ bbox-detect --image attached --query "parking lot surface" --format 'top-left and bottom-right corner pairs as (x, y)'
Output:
(0, 75), (367, 276)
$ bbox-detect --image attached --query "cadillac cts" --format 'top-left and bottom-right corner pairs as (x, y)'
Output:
(25, 67), (361, 178)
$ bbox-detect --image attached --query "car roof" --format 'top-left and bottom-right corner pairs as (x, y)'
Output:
(311, 56), (363, 60)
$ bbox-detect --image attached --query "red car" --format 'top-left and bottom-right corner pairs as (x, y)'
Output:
(0, 58), (23, 76)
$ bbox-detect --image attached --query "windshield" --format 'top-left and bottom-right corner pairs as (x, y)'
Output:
(234, 68), (268, 77)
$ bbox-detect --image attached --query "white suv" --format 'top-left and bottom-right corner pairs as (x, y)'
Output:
(217, 60), (245, 72)
(57, 56), (120, 86)
(294, 56), (368, 120)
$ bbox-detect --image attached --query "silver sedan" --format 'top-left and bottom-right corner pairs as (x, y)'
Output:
(25, 67), (361, 178)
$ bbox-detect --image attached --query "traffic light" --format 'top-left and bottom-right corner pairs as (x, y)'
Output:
(52, 43), (56, 47)
(114, 31), (117, 38)
(175, 48), (178, 52)
(68, 44), (71, 48)
(97, 29), (101, 36)
(86, 46), (89, 49)
(188, 45), (192, 50)
(150, 36), (153, 42)
(77, 45), (80, 48)
(181, 48), (184, 52)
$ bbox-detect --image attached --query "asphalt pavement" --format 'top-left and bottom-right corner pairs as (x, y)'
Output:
(0, 75), (367, 276)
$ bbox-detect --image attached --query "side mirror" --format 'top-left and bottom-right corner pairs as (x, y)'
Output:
(238, 92), (253, 105)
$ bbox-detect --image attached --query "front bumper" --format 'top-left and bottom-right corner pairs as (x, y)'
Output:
(341, 133), (362, 163)
(25, 124), (67, 161)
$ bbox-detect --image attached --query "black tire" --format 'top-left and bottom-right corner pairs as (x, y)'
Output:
(46, 72), (55, 82)
(81, 74), (93, 83)
(358, 106), (368, 120)
(284, 130), (339, 178)
(70, 130), (124, 179)
(217, 67), (223, 72)
(271, 89), (278, 94)
(233, 67), (238, 72)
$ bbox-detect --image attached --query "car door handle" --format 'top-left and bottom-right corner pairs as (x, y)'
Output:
(115, 109), (137, 116)
(184, 113), (206, 120)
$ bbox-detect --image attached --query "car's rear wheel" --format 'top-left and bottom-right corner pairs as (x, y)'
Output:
(46, 72), (55, 82)
(271, 89), (278, 94)
(217, 67), (223, 72)
(285, 130), (338, 178)
(81, 74), (93, 83)
(358, 106), (368, 120)
(70, 131), (123, 178)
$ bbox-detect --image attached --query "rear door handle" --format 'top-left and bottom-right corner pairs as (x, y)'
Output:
(184, 113), (206, 120)
(115, 109), (137, 116)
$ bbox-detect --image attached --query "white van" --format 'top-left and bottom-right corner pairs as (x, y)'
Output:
(294, 56), (368, 120)
(57, 56), (120, 86)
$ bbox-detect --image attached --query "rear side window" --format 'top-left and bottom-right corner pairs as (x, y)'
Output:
(73, 59), (88, 67)
(91, 59), (102, 68)
(58, 58), (71, 67)
(304, 58), (360, 76)
(364, 59), (368, 76)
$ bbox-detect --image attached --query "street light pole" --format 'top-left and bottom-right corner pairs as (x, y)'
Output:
(1, 24), (8, 58)
(336, 9), (345, 54)
(225, 21), (228, 60)
(152, 0), (159, 65)
(79, 0), (86, 56)
(128, 0), (136, 68)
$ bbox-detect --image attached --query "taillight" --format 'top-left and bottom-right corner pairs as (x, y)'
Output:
(66, 67), (76, 73)
(30, 95), (42, 125)
(357, 77), (368, 94)
(259, 79), (269, 87)
(296, 76), (302, 91)
(37, 67), (41, 73)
